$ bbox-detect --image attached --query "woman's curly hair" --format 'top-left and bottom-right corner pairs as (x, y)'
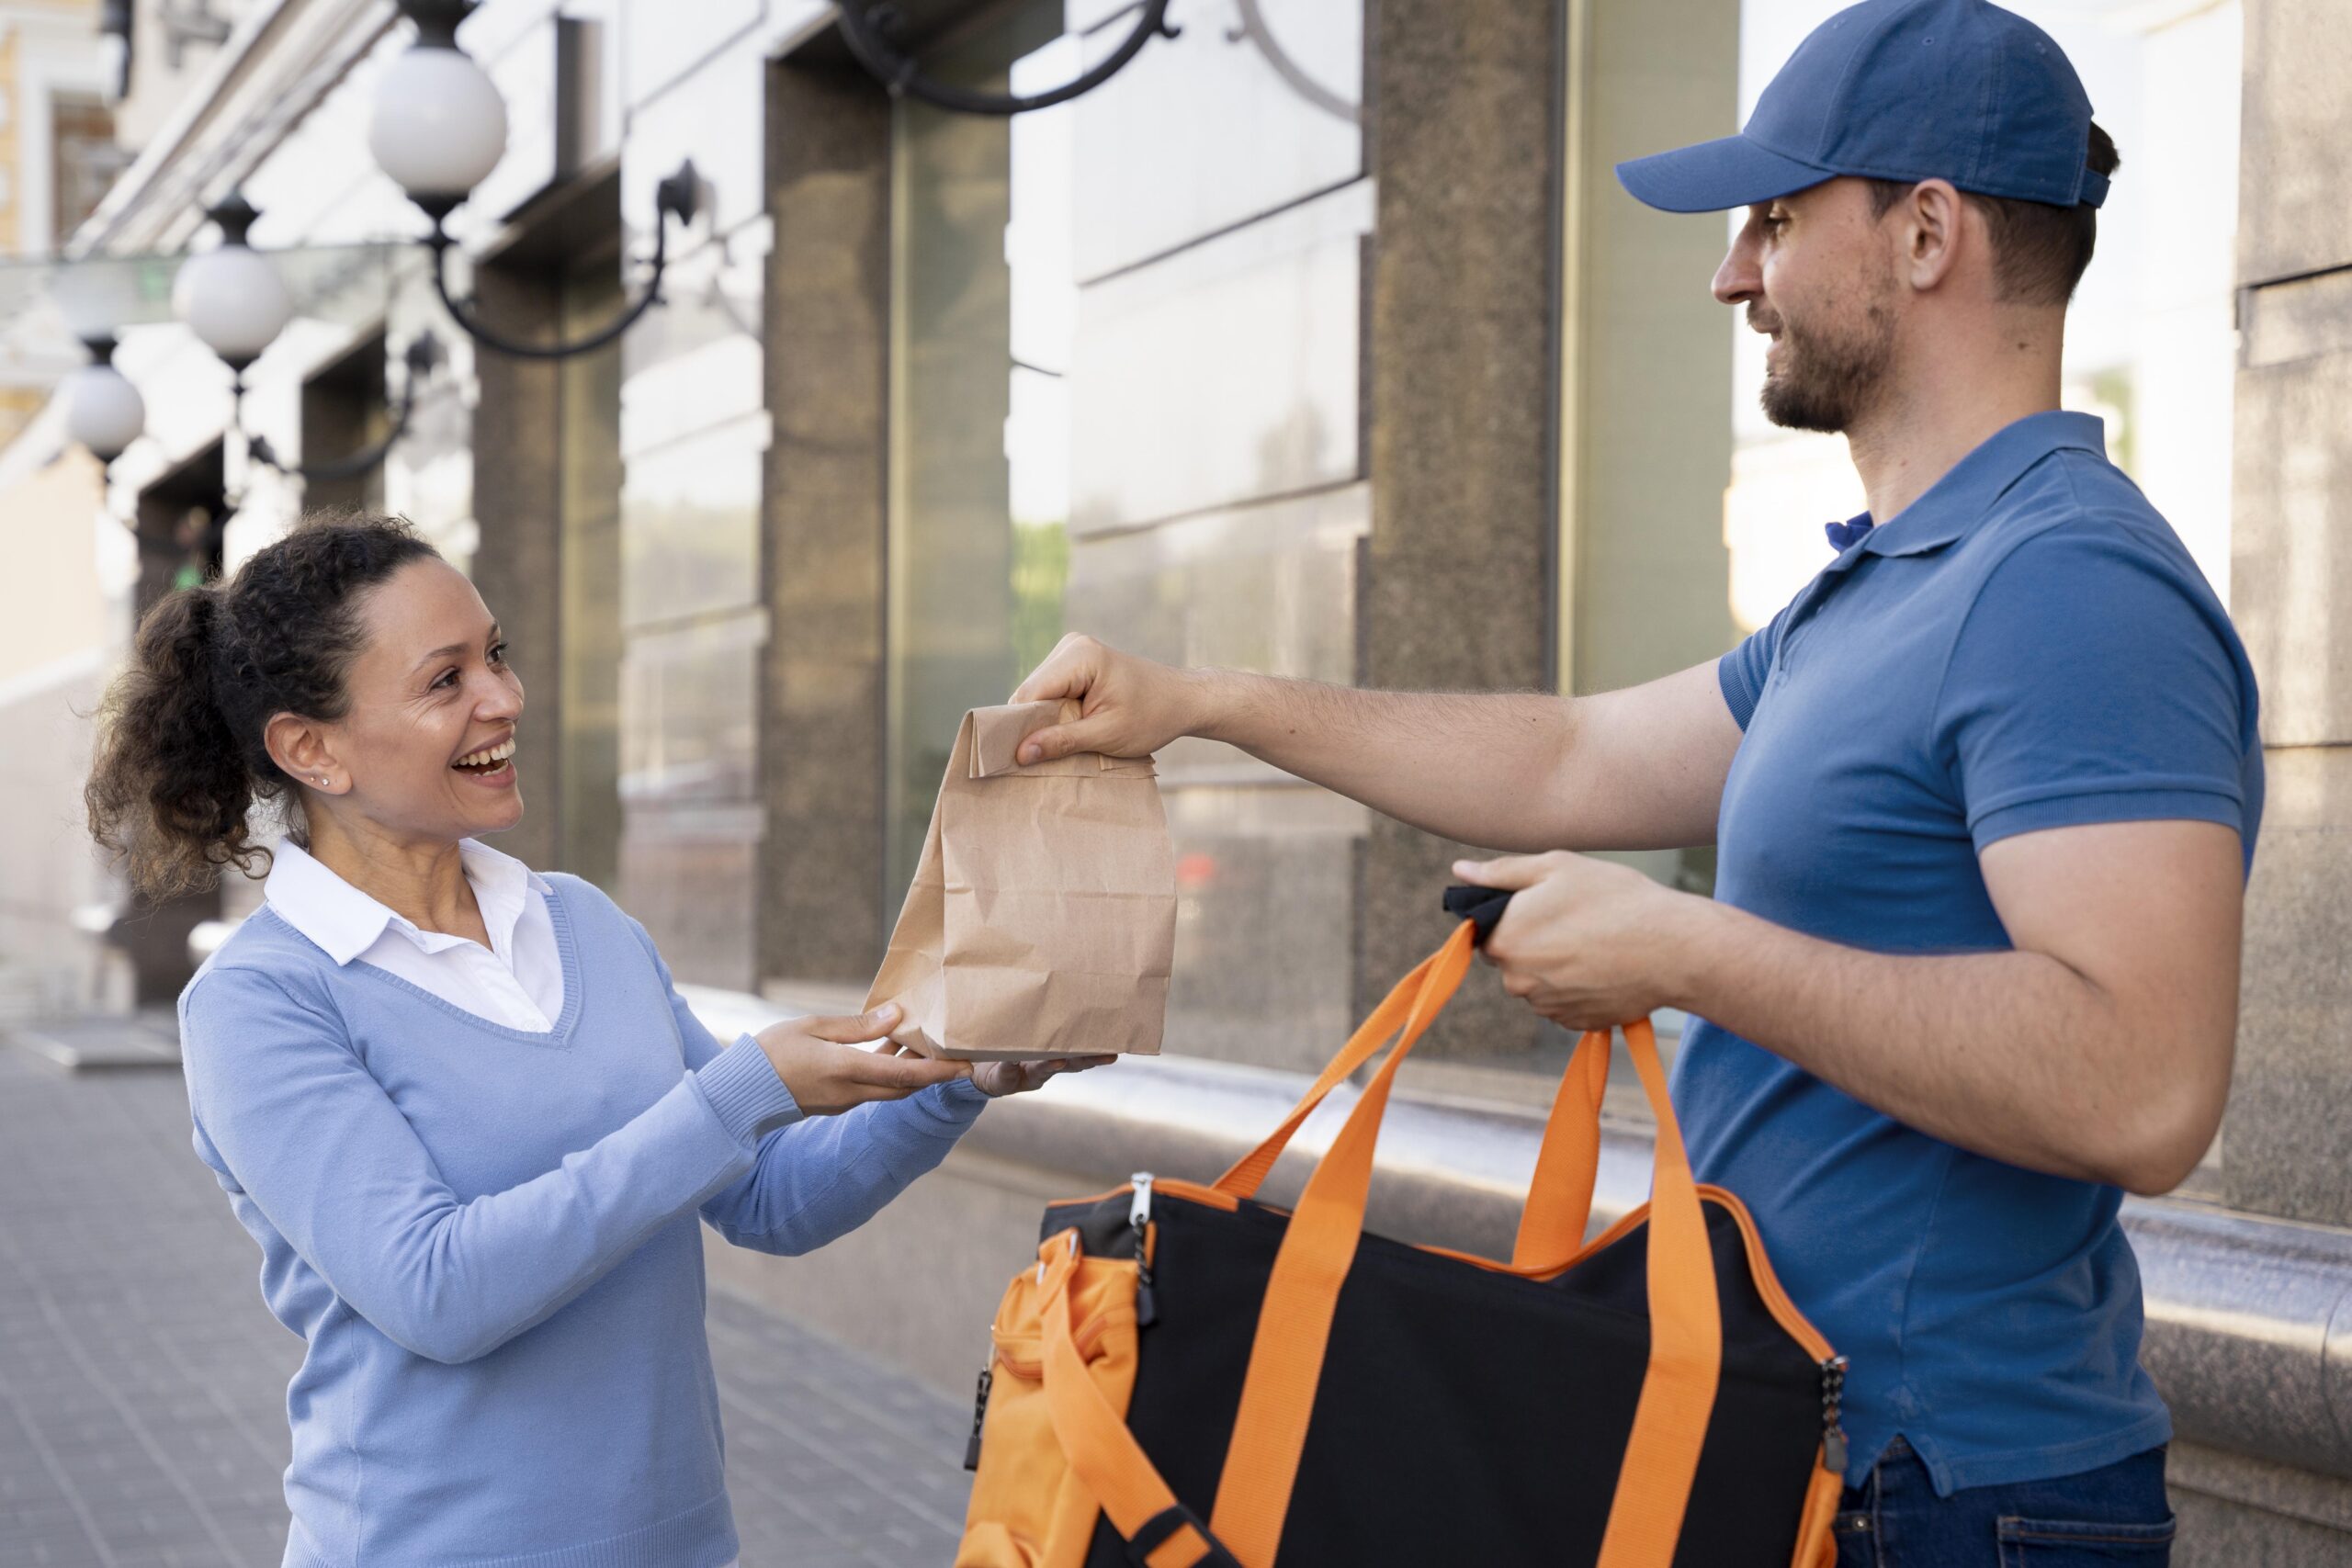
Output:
(85, 514), (441, 901)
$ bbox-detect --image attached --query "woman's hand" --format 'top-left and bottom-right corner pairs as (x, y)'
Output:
(753, 1003), (971, 1115)
(965, 1055), (1118, 1098)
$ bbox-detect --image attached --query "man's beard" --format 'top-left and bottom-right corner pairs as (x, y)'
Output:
(1756, 295), (1896, 434)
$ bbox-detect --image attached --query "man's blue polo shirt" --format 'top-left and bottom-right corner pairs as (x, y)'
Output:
(1684, 410), (2262, 1495)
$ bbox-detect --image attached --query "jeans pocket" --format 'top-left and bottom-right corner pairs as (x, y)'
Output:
(1996, 1512), (2177, 1567)
(1832, 1509), (1875, 1567)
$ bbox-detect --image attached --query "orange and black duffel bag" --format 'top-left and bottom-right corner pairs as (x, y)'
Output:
(956, 890), (1846, 1568)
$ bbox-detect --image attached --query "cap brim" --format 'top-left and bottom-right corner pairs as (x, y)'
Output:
(1615, 134), (1835, 214)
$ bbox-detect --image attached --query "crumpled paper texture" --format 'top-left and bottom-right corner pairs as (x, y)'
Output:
(864, 700), (1176, 1061)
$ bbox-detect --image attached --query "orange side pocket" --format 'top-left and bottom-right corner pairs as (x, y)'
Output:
(956, 1253), (1142, 1568)
(1789, 1454), (1844, 1568)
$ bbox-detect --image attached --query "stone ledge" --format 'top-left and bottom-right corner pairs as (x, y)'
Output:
(684, 983), (2352, 1482)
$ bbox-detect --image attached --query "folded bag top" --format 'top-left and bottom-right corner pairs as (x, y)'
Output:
(866, 699), (1177, 1062)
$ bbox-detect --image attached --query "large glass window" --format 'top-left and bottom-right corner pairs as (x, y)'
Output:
(887, 1), (1074, 900)
(613, 225), (770, 990)
(887, 0), (1372, 1070)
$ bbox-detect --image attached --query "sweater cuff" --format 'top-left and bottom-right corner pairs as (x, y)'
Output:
(922, 1075), (993, 1123)
(694, 1035), (805, 1145)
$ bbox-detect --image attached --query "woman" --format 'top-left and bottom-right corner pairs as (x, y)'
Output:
(85, 516), (1102, 1568)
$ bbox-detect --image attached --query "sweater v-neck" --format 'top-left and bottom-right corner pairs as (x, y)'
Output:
(256, 878), (587, 1046)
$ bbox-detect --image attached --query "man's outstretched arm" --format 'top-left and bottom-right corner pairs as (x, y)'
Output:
(1459, 817), (2243, 1196)
(1012, 634), (1744, 854)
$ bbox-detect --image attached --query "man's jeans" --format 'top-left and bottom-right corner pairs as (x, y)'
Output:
(1833, 1438), (2176, 1566)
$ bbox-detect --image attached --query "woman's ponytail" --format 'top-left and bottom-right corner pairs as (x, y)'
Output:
(85, 513), (440, 902)
(85, 585), (266, 901)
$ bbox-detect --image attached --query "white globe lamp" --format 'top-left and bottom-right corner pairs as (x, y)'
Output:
(173, 195), (295, 371)
(63, 338), (144, 464)
(368, 2), (507, 219)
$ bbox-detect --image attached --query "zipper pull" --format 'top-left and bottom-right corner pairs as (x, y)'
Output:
(963, 1364), (992, 1471)
(1819, 1355), (1849, 1475)
(1131, 1172), (1159, 1327)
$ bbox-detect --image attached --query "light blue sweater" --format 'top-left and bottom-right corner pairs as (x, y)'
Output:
(176, 871), (989, 1568)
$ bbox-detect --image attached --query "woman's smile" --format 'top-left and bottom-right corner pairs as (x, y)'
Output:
(451, 732), (519, 790)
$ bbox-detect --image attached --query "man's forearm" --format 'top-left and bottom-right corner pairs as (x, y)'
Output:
(1666, 900), (2212, 1194)
(1182, 668), (1586, 853)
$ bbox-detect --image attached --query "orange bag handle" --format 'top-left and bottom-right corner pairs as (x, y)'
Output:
(1511, 1027), (1612, 1268)
(1207, 923), (1724, 1568)
(1214, 944), (1612, 1272)
(1035, 1234), (1238, 1568)
(1211, 947), (1452, 1200)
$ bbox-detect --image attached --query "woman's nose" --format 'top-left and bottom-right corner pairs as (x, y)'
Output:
(476, 674), (523, 717)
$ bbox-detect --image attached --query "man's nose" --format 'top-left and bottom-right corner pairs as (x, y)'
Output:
(1713, 232), (1761, 307)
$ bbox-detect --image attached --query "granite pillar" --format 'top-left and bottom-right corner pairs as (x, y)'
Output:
(1356, 0), (1564, 1054)
(758, 56), (894, 987)
(465, 264), (565, 875)
(2222, 0), (2352, 1229)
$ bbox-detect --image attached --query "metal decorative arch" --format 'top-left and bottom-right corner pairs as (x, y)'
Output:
(1226, 0), (1359, 126)
(833, 0), (1178, 116)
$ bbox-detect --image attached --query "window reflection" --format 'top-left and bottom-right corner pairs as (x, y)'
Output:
(887, 0), (1374, 1066)
(887, 2), (1074, 899)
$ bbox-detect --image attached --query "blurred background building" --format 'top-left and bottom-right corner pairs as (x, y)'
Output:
(0, 0), (2346, 1560)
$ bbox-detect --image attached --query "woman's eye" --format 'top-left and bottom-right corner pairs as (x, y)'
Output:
(489, 642), (508, 665)
(433, 669), (459, 691)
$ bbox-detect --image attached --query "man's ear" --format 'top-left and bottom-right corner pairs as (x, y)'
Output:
(265, 712), (341, 789)
(1898, 178), (1966, 293)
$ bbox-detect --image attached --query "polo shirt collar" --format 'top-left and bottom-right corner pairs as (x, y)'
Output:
(1825, 411), (2109, 572)
(264, 836), (549, 966)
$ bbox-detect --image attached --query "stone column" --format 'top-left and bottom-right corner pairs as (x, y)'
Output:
(758, 56), (895, 987)
(1356, 0), (1565, 1053)
(465, 265), (566, 876)
(2222, 0), (2352, 1230)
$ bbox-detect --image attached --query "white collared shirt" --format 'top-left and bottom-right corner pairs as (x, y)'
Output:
(263, 837), (566, 1032)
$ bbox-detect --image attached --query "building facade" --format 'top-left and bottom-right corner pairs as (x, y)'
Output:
(3, 0), (2348, 1558)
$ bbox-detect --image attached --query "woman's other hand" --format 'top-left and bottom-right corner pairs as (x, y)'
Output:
(752, 1004), (969, 1115)
(966, 1055), (1118, 1098)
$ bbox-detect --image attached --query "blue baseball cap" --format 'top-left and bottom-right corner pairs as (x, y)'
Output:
(1617, 0), (2109, 215)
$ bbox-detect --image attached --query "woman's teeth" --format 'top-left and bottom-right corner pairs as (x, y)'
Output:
(453, 739), (515, 770)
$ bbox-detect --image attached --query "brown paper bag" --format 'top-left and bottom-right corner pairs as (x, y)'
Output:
(863, 700), (1175, 1062)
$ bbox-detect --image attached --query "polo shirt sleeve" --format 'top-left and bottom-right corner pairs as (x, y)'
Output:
(1934, 524), (2255, 852)
(1717, 603), (1792, 730)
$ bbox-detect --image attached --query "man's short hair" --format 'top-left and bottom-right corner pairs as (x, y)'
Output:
(1867, 124), (2121, 307)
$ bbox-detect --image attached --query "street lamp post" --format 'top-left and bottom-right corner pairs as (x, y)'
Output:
(62, 335), (145, 465)
(171, 193), (294, 382)
(368, 0), (700, 362)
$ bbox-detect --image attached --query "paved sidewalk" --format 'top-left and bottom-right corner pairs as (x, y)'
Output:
(0, 1034), (973, 1568)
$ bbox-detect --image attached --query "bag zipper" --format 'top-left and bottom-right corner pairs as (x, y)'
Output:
(1131, 1172), (1158, 1327)
(963, 1363), (992, 1471)
(1820, 1355), (1849, 1474)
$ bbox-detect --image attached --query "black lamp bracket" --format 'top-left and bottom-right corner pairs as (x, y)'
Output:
(422, 159), (700, 361)
(243, 332), (444, 483)
(835, 0), (1176, 116)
